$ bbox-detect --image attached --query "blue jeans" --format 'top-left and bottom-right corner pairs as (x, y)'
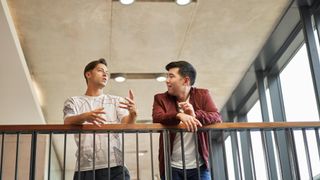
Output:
(73, 166), (130, 180)
(162, 165), (211, 180)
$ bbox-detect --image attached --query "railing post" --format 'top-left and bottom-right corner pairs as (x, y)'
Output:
(256, 71), (279, 180)
(29, 131), (37, 180)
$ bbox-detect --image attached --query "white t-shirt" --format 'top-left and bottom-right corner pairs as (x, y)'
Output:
(171, 98), (204, 169)
(63, 94), (129, 171)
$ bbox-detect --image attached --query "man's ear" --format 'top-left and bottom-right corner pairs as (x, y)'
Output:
(85, 71), (91, 79)
(184, 76), (191, 86)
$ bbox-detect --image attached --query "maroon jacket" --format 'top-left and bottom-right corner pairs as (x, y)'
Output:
(152, 87), (222, 177)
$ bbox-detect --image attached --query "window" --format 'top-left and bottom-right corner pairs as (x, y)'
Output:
(280, 43), (320, 179)
(247, 100), (268, 180)
(225, 136), (236, 180)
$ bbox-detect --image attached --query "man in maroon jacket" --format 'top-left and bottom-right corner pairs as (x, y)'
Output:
(152, 61), (222, 180)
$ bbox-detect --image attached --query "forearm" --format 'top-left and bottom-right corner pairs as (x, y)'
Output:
(64, 113), (87, 125)
(153, 112), (180, 125)
(195, 110), (222, 124)
(121, 112), (137, 124)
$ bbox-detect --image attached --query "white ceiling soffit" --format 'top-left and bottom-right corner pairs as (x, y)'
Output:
(0, 0), (45, 124)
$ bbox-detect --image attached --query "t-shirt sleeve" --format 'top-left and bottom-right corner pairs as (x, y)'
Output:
(63, 98), (77, 120)
(116, 97), (129, 122)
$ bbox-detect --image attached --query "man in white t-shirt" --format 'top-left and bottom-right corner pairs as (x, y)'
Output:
(63, 58), (137, 180)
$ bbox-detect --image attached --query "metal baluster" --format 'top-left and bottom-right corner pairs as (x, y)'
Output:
(108, 132), (110, 180)
(122, 132), (125, 180)
(47, 132), (52, 180)
(246, 130), (256, 180)
(149, 132), (154, 180)
(221, 130), (229, 180)
(77, 132), (81, 180)
(207, 130), (214, 180)
(136, 132), (140, 180)
(93, 132), (96, 180)
(316, 128), (320, 163)
(302, 129), (313, 179)
(273, 130), (283, 180)
(287, 129), (299, 179)
(63, 133), (67, 180)
(180, 131), (186, 180)
(234, 130), (243, 180)
(260, 130), (271, 180)
(29, 131), (37, 180)
(163, 130), (171, 180)
(208, 130), (214, 180)
(0, 133), (4, 180)
(14, 133), (20, 180)
(193, 132), (200, 180)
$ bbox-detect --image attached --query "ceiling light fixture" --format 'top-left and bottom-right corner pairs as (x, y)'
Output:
(111, 73), (166, 82)
(156, 75), (167, 82)
(119, 0), (135, 5)
(175, 0), (191, 5)
(113, 73), (126, 82)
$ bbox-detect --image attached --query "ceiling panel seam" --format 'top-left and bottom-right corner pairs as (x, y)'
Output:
(177, 0), (199, 59)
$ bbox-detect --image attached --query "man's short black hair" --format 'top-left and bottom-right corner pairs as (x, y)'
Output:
(84, 58), (107, 83)
(165, 61), (197, 86)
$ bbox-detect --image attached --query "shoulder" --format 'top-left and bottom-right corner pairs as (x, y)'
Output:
(64, 96), (79, 104)
(154, 92), (171, 100)
(64, 96), (86, 103)
(191, 87), (210, 96)
(154, 92), (166, 98)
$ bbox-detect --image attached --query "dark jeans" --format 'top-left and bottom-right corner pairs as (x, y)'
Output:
(161, 165), (211, 180)
(73, 166), (130, 180)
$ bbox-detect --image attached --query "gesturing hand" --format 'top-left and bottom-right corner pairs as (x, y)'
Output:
(178, 102), (196, 117)
(84, 107), (106, 127)
(119, 89), (137, 117)
(177, 113), (202, 132)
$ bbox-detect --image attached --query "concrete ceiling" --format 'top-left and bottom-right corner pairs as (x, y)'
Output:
(1, 0), (290, 178)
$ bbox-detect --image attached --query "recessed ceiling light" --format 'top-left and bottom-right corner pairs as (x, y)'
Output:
(156, 76), (166, 82)
(176, 0), (191, 6)
(114, 75), (126, 82)
(120, 0), (135, 5)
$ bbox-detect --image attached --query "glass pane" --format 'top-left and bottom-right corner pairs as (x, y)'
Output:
(280, 44), (319, 122)
(314, 29), (320, 58)
(280, 43), (320, 179)
(225, 136), (236, 180)
(237, 131), (245, 180)
(266, 88), (274, 122)
(247, 101), (268, 180)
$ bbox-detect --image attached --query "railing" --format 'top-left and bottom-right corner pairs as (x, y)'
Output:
(0, 122), (319, 180)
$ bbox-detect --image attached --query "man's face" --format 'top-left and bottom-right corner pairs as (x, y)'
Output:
(86, 63), (109, 88)
(166, 67), (188, 96)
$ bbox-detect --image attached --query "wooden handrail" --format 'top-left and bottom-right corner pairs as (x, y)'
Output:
(0, 122), (319, 133)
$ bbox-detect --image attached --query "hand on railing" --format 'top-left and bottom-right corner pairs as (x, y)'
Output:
(176, 113), (202, 132)
(83, 107), (107, 126)
(64, 107), (107, 127)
